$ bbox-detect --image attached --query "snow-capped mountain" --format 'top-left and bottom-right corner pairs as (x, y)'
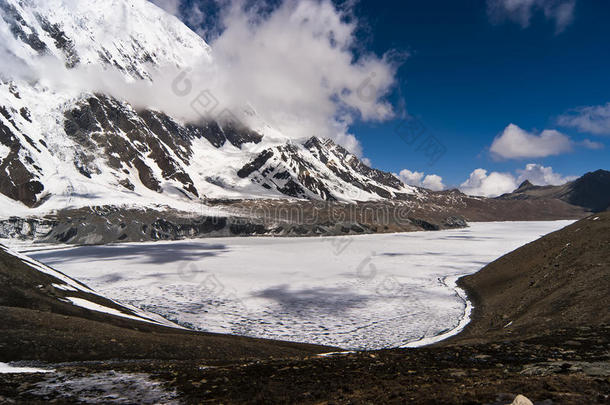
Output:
(0, 0), (417, 216)
(238, 137), (415, 201)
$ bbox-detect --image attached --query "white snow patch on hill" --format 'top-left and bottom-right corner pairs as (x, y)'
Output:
(0, 362), (53, 374)
(0, 143), (9, 160)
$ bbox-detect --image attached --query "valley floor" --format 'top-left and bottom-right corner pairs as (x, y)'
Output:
(0, 215), (607, 404)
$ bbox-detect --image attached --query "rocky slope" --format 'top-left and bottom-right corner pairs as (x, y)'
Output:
(0, 243), (181, 328)
(0, 193), (588, 245)
(237, 137), (415, 201)
(453, 210), (610, 345)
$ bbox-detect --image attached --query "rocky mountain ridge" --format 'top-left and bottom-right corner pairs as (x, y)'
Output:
(497, 169), (610, 213)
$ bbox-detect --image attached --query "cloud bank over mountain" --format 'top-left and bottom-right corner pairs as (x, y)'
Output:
(459, 163), (576, 197)
(1, 0), (401, 155)
(397, 170), (445, 191)
(200, 0), (401, 154)
(151, 0), (406, 154)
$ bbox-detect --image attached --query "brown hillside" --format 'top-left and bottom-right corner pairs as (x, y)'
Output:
(453, 211), (610, 344)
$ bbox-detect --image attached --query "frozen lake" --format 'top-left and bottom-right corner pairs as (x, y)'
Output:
(27, 221), (572, 350)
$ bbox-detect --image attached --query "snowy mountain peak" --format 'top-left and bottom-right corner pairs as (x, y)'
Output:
(237, 137), (416, 202)
(0, 0), (415, 215)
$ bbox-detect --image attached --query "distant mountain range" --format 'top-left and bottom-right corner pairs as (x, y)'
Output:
(498, 169), (610, 213)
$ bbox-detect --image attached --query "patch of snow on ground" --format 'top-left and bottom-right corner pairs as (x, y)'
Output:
(29, 221), (574, 350)
(51, 283), (78, 292)
(0, 144), (9, 161)
(0, 363), (54, 374)
(28, 371), (179, 404)
(63, 297), (180, 326)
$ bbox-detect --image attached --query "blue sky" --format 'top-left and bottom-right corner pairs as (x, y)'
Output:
(347, 0), (609, 189)
(162, 0), (609, 195)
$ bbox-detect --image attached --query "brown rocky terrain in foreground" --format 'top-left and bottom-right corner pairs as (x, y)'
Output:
(0, 214), (608, 403)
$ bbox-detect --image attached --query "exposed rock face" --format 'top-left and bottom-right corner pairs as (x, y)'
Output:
(61, 95), (262, 198)
(0, 203), (469, 245)
(0, 116), (44, 207)
(0, 189), (590, 245)
(304, 137), (406, 193)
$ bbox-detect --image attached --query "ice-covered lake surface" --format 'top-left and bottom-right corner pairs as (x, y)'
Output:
(27, 221), (572, 350)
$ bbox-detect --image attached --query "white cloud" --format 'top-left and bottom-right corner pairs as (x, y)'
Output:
(150, 0), (181, 16)
(199, 0), (400, 152)
(557, 102), (610, 136)
(516, 163), (577, 185)
(398, 170), (424, 186)
(459, 163), (575, 197)
(1, 0), (401, 156)
(422, 174), (446, 191)
(490, 123), (573, 159)
(398, 169), (446, 191)
(487, 0), (576, 33)
(459, 169), (518, 197)
(580, 139), (605, 150)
